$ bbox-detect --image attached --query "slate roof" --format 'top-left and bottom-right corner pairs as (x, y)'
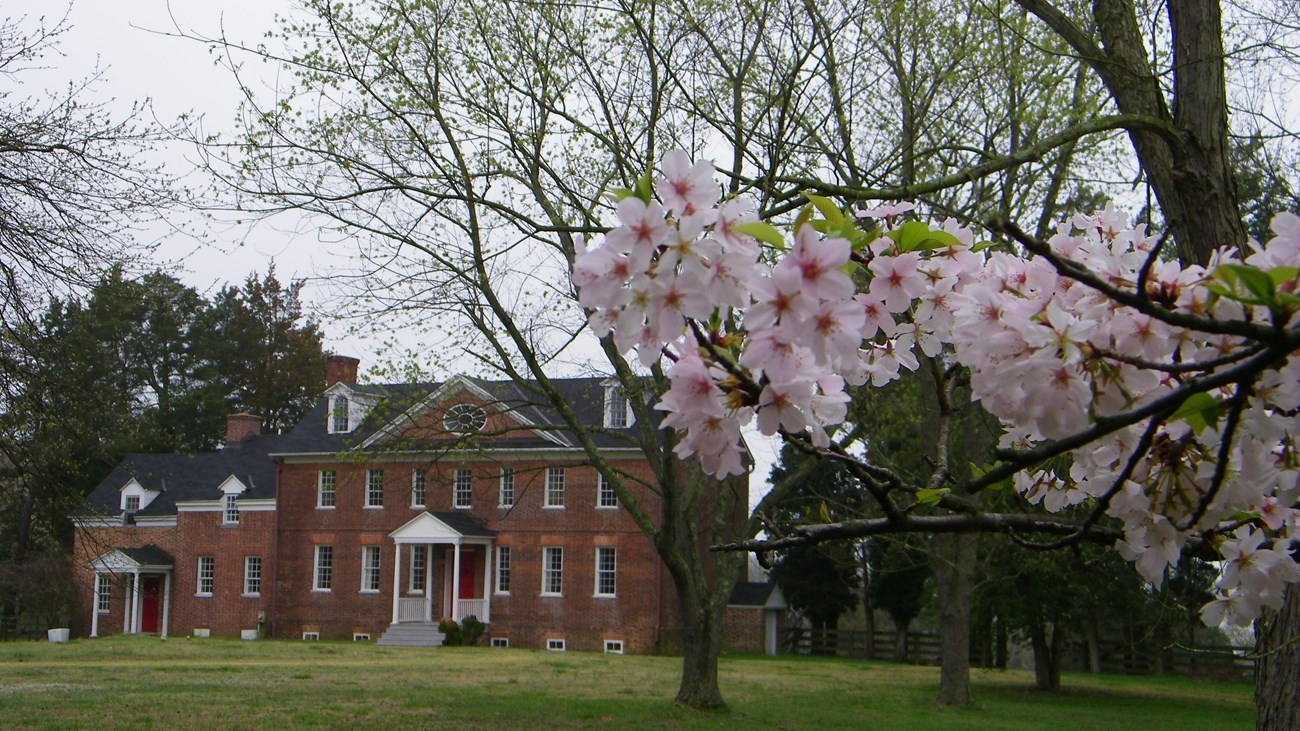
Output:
(74, 434), (283, 519)
(727, 581), (786, 608)
(118, 545), (175, 567)
(428, 511), (497, 538)
(272, 376), (648, 456)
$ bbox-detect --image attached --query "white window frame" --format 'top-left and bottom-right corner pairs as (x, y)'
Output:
(409, 545), (427, 594)
(453, 468), (472, 509)
(495, 546), (511, 594)
(330, 395), (350, 433)
(223, 493), (240, 524)
(490, 637), (509, 648)
(353, 633), (371, 642)
(411, 470), (426, 508)
(544, 467), (565, 508)
(547, 638), (566, 652)
(498, 467), (515, 508)
(313, 545), (333, 592)
(317, 470), (336, 509)
(604, 386), (632, 428)
(595, 547), (617, 597)
(123, 495), (140, 513)
(542, 546), (563, 596)
(597, 474), (618, 509)
(244, 556), (262, 596)
(302, 631), (320, 641)
(95, 575), (111, 613)
(361, 545), (381, 593)
(604, 640), (624, 655)
(196, 556), (214, 596)
(366, 469), (384, 508)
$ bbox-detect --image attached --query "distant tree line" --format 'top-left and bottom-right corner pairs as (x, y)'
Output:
(0, 266), (324, 635)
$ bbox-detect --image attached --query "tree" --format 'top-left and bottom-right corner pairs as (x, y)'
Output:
(767, 445), (861, 634)
(199, 0), (1299, 719)
(202, 266), (326, 434)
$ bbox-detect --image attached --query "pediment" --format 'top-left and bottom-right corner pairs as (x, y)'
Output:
(389, 511), (494, 544)
(360, 376), (569, 449)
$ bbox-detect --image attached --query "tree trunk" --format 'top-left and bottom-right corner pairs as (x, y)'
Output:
(1256, 585), (1300, 731)
(892, 616), (912, 663)
(862, 544), (875, 660)
(1029, 620), (1062, 691)
(932, 532), (977, 706)
(1085, 612), (1103, 674)
(995, 617), (1008, 669)
(676, 602), (726, 709)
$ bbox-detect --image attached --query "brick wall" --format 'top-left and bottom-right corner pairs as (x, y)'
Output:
(274, 455), (667, 650)
(71, 509), (276, 639)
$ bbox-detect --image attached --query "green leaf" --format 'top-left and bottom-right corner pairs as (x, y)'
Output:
(1268, 265), (1299, 286)
(971, 462), (1013, 491)
(886, 221), (962, 252)
(634, 171), (654, 204)
(794, 202), (814, 232)
(1230, 509), (1262, 523)
(1222, 264), (1276, 304)
(1170, 392), (1222, 433)
(916, 487), (950, 507)
(731, 221), (787, 250)
(803, 193), (844, 226)
(610, 187), (636, 201)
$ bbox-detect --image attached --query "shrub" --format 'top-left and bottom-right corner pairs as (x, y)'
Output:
(438, 618), (462, 646)
(460, 615), (486, 646)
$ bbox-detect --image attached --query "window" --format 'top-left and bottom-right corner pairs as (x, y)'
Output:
(314, 545), (333, 591)
(302, 631), (320, 641)
(544, 467), (565, 508)
(411, 470), (426, 508)
(499, 467), (515, 507)
(318, 470), (336, 508)
(123, 495), (140, 513)
(597, 474), (618, 508)
(604, 640), (624, 655)
(454, 468), (472, 508)
(95, 575), (111, 613)
(595, 547), (617, 597)
(223, 493), (240, 524)
(353, 633), (371, 642)
(491, 637), (509, 648)
(542, 546), (563, 595)
(366, 469), (384, 508)
(197, 556), (214, 596)
(495, 546), (511, 594)
(547, 639), (566, 652)
(331, 395), (350, 433)
(361, 546), (381, 593)
(605, 387), (631, 428)
(244, 556), (262, 596)
(444, 403), (487, 434)
(409, 545), (427, 593)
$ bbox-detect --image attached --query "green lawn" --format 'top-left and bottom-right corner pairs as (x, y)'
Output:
(0, 637), (1253, 729)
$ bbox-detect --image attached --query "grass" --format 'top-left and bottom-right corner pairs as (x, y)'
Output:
(0, 636), (1253, 729)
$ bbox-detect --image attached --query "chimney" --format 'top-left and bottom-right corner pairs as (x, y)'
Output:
(326, 355), (360, 387)
(226, 413), (262, 447)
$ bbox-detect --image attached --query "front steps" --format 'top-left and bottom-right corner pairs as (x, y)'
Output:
(376, 622), (446, 648)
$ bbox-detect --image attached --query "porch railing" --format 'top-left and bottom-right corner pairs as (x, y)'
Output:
(397, 597), (426, 623)
(457, 598), (487, 622)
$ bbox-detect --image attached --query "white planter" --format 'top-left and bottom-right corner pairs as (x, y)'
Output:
(240, 629), (258, 640)
(47, 628), (70, 643)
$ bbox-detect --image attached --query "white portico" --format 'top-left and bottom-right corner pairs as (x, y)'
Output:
(88, 546), (174, 638)
(388, 511), (496, 625)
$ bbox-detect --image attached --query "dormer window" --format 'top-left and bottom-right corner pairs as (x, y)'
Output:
(124, 495), (140, 513)
(604, 386), (633, 429)
(331, 395), (350, 433)
(223, 494), (240, 524)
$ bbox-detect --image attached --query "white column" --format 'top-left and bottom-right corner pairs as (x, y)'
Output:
(129, 572), (141, 634)
(161, 572), (172, 639)
(391, 542), (403, 624)
(90, 573), (101, 638)
(480, 545), (492, 623)
(451, 543), (462, 621)
(423, 545), (433, 622)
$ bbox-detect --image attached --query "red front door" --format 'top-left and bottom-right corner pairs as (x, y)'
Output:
(140, 576), (162, 633)
(458, 551), (477, 599)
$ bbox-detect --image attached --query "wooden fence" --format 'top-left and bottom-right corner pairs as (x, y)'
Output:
(782, 627), (1251, 678)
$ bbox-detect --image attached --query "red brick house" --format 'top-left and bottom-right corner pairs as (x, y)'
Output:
(71, 356), (780, 653)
